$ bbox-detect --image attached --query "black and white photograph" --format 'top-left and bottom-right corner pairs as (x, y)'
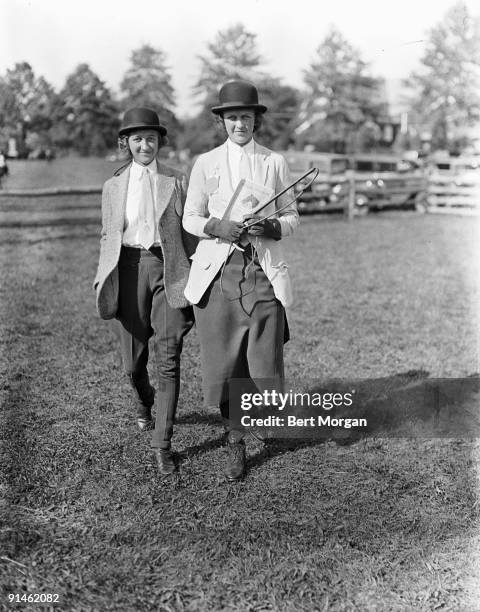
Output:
(1, 0), (479, 610)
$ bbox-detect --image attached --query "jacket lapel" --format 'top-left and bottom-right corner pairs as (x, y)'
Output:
(255, 144), (271, 186)
(217, 143), (233, 200)
(156, 161), (176, 219)
(111, 166), (130, 232)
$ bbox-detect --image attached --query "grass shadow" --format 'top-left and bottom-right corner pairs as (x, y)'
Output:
(246, 369), (480, 471)
(177, 436), (226, 461)
(176, 410), (223, 426)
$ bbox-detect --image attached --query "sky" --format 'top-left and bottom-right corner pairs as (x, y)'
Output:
(1, 0), (478, 117)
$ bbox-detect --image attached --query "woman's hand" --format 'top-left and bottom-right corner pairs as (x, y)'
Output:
(204, 217), (245, 242)
(243, 215), (282, 240)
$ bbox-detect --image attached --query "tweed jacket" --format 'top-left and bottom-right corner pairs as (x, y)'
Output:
(93, 160), (196, 319)
(182, 141), (299, 307)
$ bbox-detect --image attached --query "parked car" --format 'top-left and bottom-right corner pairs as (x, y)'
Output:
(425, 155), (480, 211)
(280, 151), (350, 214)
(281, 151), (427, 214)
(346, 154), (427, 214)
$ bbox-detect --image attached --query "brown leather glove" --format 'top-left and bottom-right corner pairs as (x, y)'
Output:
(204, 217), (245, 242)
(243, 215), (282, 240)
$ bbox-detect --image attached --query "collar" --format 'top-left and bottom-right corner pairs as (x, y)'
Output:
(130, 158), (157, 179)
(226, 138), (255, 158)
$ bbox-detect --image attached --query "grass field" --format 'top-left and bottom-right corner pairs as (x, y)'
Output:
(1, 155), (186, 192)
(1, 165), (480, 611)
(1, 158), (117, 190)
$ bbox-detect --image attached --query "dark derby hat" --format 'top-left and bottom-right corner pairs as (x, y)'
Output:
(211, 80), (267, 115)
(119, 107), (167, 137)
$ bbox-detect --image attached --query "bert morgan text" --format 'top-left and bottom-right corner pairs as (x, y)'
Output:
(240, 415), (368, 429)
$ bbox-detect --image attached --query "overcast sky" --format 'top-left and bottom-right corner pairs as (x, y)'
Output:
(2, 0), (478, 117)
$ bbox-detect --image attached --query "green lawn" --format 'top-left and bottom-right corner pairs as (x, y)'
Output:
(2, 155), (186, 191)
(1, 158), (117, 190)
(0, 199), (479, 611)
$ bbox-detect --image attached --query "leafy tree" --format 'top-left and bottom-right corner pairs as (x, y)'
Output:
(299, 27), (388, 153)
(180, 23), (300, 153)
(195, 23), (262, 104)
(0, 62), (56, 155)
(180, 24), (263, 155)
(404, 2), (480, 152)
(120, 45), (179, 144)
(52, 63), (119, 156)
(258, 79), (300, 150)
(0, 77), (18, 152)
(178, 108), (222, 157)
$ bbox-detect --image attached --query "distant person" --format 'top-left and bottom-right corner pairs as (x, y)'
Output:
(0, 151), (8, 184)
(183, 81), (299, 481)
(93, 107), (196, 475)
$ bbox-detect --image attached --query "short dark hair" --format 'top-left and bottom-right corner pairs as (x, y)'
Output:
(215, 110), (263, 136)
(117, 131), (169, 159)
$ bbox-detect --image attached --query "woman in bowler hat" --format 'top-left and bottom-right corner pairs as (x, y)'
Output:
(183, 81), (299, 480)
(94, 107), (195, 475)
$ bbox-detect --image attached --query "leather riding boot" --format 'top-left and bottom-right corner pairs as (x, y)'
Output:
(224, 441), (246, 481)
(154, 449), (176, 475)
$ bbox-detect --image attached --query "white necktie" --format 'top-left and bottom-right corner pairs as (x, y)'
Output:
(239, 149), (252, 182)
(138, 168), (155, 250)
(238, 149), (254, 246)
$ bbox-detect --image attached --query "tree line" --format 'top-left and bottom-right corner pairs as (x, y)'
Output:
(0, 2), (478, 158)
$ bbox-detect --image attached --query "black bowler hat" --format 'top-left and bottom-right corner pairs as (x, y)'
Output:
(119, 107), (167, 137)
(211, 80), (267, 115)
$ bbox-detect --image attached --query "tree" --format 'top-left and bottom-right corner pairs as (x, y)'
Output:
(258, 79), (300, 150)
(180, 24), (265, 155)
(404, 2), (480, 152)
(0, 76), (18, 152)
(0, 62), (56, 155)
(299, 27), (389, 152)
(120, 45), (178, 144)
(52, 63), (119, 156)
(180, 23), (300, 154)
(195, 23), (262, 104)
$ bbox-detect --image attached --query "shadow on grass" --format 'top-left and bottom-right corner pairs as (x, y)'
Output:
(172, 369), (480, 467)
(245, 369), (480, 471)
(176, 411), (223, 426)
(0, 324), (47, 573)
(177, 436), (226, 461)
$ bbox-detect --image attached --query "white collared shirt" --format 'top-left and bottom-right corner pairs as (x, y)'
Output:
(122, 159), (161, 247)
(227, 138), (255, 189)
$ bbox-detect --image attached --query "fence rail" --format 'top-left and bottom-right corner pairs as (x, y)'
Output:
(0, 186), (102, 197)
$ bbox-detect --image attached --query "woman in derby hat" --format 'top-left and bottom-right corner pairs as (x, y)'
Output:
(183, 80), (299, 480)
(94, 107), (196, 475)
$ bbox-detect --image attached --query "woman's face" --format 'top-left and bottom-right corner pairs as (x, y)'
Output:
(223, 109), (255, 146)
(128, 129), (159, 165)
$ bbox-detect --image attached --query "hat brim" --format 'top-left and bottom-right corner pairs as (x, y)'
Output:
(119, 123), (167, 137)
(211, 103), (267, 115)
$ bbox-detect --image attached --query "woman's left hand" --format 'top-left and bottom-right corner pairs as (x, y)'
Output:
(243, 215), (282, 240)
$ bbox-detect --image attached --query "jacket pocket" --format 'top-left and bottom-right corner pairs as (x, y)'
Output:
(189, 252), (212, 269)
(269, 261), (289, 283)
(271, 261), (289, 270)
(197, 259), (212, 270)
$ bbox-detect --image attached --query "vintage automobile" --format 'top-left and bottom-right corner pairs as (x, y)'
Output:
(425, 154), (480, 212)
(281, 151), (427, 214)
(280, 151), (350, 214)
(346, 154), (427, 214)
